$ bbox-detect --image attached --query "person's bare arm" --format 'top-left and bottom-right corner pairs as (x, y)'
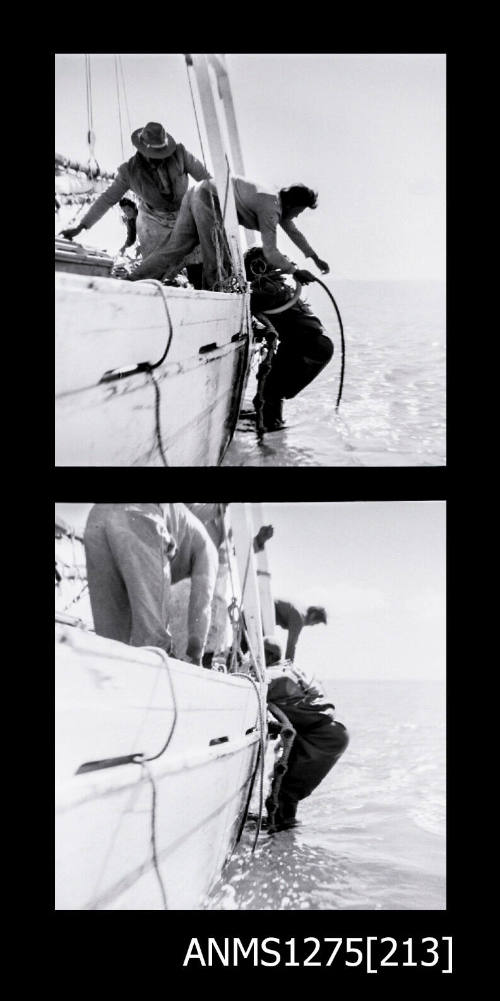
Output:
(280, 218), (330, 274)
(182, 145), (212, 182)
(61, 166), (130, 239)
(186, 531), (219, 664)
(284, 608), (304, 662)
(258, 208), (297, 273)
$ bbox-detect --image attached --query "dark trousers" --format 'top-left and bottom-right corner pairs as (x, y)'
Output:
(259, 300), (334, 402)
(277, 714), (349, 822)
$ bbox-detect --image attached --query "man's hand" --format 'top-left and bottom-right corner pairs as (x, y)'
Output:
(111, 264), (130, 279)
(253, 525), (274, 553)
(60, 224), (85, 241)
(293, 268), (316, 285)
(312, 255), (330, 274)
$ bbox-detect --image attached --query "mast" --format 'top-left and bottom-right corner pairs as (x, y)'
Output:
(189, 54), (255, 277)
(251, 503), (276, 637)
(208, 54), (256, 249)
(229, 504), (266, 680)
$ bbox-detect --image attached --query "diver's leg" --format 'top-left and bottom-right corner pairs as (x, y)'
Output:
(276, 719), (349, 824)
(268, 304), (334, 400)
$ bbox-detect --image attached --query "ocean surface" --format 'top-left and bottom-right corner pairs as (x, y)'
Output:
(223, 280), (446, 467)
(206, 679), (446, 911)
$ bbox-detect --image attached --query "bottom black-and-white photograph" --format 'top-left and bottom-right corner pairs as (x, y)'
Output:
(55, 501), (445, 911)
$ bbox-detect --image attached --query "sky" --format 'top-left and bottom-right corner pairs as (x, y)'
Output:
(55, 53), (446, 280)
(55, 501), (445, 682)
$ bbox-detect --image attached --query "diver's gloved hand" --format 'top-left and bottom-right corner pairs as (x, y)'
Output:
(60, 223), (86, 241)
(293, 268), (316, 285)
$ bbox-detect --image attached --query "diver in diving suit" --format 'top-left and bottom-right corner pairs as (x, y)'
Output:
(245, 246), (334, 432)
(264, 637), (349, 830)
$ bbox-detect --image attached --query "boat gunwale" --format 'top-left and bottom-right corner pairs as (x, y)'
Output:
(55, 267), (251, 304)
(55, 622), (263, 693)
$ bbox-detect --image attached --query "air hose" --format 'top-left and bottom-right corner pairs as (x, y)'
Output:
(312, 277), (345, 411)
(255, 274), (346, 420)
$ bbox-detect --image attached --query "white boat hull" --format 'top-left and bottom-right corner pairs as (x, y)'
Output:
(55, 623), (262, 910)
(55, 273), (251, 466)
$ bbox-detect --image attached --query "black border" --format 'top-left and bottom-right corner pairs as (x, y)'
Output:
(51, 38), (455, 981)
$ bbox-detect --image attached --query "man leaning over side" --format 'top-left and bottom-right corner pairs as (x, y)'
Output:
(127, 176), (330, 289)
(83, 502), (218, 665)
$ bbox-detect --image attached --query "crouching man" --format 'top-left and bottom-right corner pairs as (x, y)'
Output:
(264, 637), (349, 830)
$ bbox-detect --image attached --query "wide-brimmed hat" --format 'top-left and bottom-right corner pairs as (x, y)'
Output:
(131, 122), (177, 159)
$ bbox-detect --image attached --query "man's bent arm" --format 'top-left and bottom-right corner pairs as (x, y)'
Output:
(181, 145), (212, 183)
(258, 209), (297, 274)
(279, 218), (317, 260)
(80, 166), (130, 230)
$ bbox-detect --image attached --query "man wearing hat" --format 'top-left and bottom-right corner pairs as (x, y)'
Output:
(61, 122), (210, 280)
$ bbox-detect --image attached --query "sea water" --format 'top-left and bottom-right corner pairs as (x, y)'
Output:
(206, 679), (446, 911)
(223, 280), (446, 467)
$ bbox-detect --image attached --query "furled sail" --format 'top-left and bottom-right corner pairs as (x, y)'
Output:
(55, 152), (116, 206)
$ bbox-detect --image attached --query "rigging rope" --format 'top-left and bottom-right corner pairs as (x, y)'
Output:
(85, 54), (93, 136)
(147, 370), (169, 467)
(139, 760), (169, 909)
(221, 512), (267, 849)
(185, 57), (209, 172)
(62, 581), (89, 613)
(118, 56), (132, 138)
(231, 670), (266, 851)
(131, 644), (179, 909)
(84, 54), (99, 177)
(114, 56), (125, 160)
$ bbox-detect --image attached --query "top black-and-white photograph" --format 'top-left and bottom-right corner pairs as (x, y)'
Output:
(55, 53), (445, 467)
